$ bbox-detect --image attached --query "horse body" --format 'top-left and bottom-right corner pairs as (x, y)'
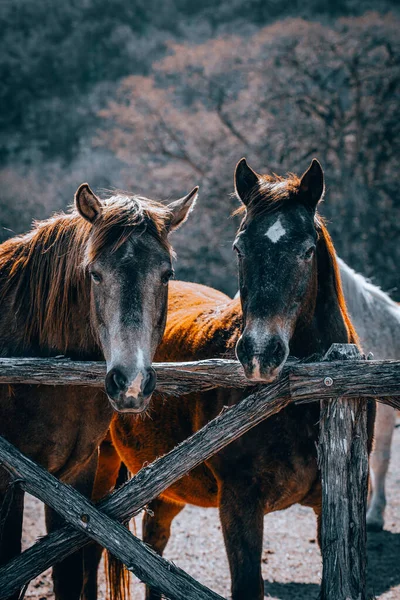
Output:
(232, 256), (400, 530)
(339, 257), (400, 359)
(113, 281), (320, 515)
(0, 211), (108, 479)
(110, 267), (363, 600)
(0, 185), (197, 600)
(338, 257), (400, 531)
(103, 161), (375, 600)
(0, 211), (113, 600)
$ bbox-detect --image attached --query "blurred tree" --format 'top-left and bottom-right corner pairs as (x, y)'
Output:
(97, 14), (400, 296)
(0, 0), (396, 162)
(1, 4), (399, 297)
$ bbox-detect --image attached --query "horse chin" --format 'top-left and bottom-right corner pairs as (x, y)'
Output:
(108, 392), (152, 414)
(244, 364), (283, 384)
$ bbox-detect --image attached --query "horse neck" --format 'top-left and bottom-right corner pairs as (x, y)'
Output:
(219, 297), (243, 356)
(0, 219), (99, 359)
(290, 226), (357, 359)
(338, 257), (400, 359)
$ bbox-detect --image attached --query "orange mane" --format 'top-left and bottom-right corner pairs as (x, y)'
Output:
(318, 223), (359, 346)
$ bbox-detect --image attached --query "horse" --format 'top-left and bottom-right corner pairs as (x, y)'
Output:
(337, 257), (400, 531)
(92, 159), (375, 600)
(233, 255), (400, 531)
(0, 182), (198, 600)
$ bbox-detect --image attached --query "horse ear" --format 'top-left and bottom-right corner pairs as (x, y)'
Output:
(75, 183), (102, 223)
(235, 158), (261, 205)
(299, 159), (324, 210)
(166, 186), (199, 232)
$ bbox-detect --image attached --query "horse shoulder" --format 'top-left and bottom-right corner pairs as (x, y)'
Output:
(157, 280), (237, 361)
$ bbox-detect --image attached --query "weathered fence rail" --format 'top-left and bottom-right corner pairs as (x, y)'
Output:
(0, 344), (399, 600)
(0, 355), (399, 403)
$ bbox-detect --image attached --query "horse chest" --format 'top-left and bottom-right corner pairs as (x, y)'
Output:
(0, 385), (113, 478)
(207, 401), (321, 512)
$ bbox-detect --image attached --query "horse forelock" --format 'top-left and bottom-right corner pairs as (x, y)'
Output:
(84, 194), (173, 266)
(233, 173), (302, 219)
(0, 194), (173, 355)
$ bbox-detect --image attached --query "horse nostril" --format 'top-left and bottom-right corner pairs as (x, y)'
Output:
(142, 367), (157, 398)
(105, 368), (128, 398)
(272, 338), (286, 364)
(235, 335), (252, 364)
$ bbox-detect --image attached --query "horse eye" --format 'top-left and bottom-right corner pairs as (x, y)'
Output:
(303, 246), (316, 261)
(90, 271), (102, 284)
(161, 269), (174, 285)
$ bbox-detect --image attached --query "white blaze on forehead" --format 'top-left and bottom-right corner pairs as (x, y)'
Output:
(265, 218), (286, 243)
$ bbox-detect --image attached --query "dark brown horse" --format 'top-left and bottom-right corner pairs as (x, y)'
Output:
(0, 182), (198, 600)
(93, 160), (375, 600)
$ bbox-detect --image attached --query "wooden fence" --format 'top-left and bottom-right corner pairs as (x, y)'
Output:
(0, 343), (399, 600)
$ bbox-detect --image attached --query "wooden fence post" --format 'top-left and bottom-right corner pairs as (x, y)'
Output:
(318, 343), (369, 600)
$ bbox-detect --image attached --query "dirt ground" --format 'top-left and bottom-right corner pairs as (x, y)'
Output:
(24, 419), (400, 600)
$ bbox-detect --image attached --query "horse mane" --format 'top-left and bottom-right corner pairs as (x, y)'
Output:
(337, 256), (399, 312)
(234, 173), (359, 347)
(317, 223), (359, 346)
(0, 194), (173, 356)
(84, 193), (172, 266)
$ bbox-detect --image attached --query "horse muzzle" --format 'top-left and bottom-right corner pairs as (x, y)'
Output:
(236, 332), (288, 382)
(105, 366), (157, 413)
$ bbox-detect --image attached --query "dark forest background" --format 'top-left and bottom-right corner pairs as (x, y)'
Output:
(1, 0), (399, 298)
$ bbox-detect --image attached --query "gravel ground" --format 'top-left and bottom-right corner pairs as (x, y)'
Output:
(24, 419), (400, 600)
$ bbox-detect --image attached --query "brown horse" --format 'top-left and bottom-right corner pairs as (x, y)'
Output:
(93, 160), (375, 600)
(0, 183), (197, 600)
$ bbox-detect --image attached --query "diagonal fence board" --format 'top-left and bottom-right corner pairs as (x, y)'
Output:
(0, 346), (399, 597)
(1, 383), (399, 595)
(0, 379), (291, 596)
(0, 435), (223, 600)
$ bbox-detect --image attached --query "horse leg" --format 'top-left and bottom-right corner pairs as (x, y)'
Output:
(219, 480), (264, 600)
(45, 452), (98, 600)
(0, 473), (24, 600)
(312, 505), (322, 549)
(83, 436), (124, 600)
(81, 542), (104, 600)
(143, 496), (185, 600)
(367, 403), (395, 531)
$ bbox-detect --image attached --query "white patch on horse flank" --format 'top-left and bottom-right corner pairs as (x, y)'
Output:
(265, 218), (286, 243)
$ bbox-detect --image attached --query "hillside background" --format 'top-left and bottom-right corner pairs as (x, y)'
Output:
(1, 0), (399, 298)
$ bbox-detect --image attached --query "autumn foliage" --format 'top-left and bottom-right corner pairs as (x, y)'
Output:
(1, 9), (399, 297)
